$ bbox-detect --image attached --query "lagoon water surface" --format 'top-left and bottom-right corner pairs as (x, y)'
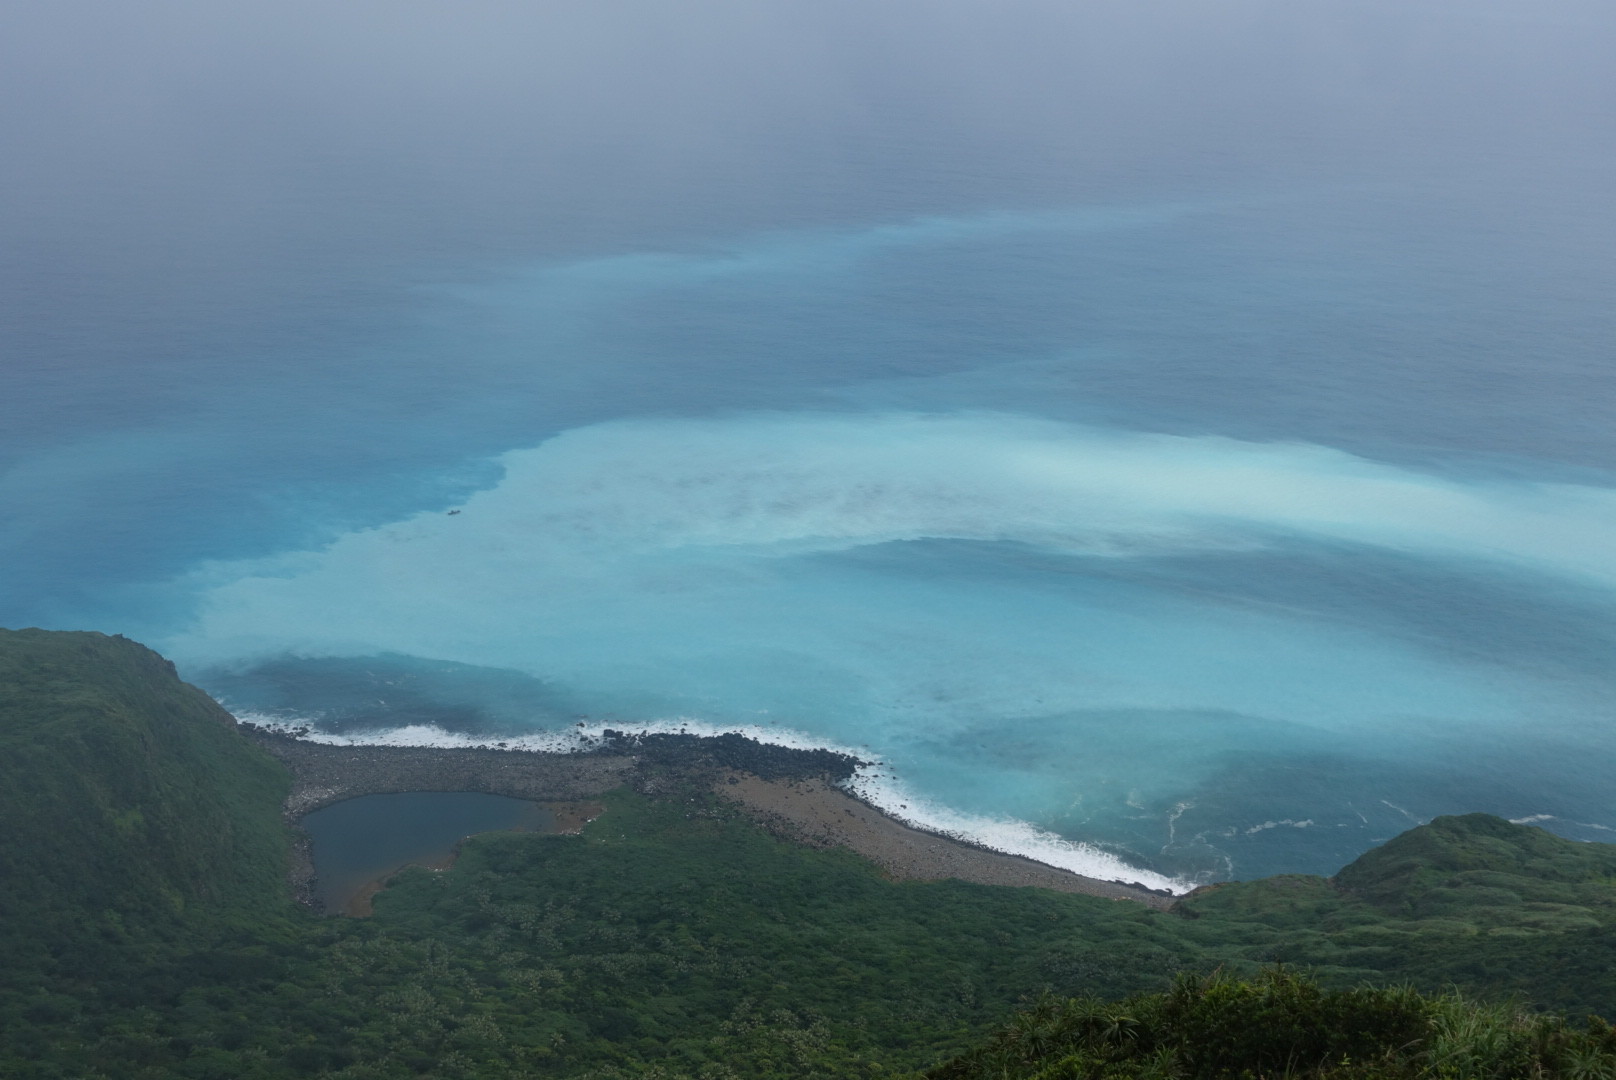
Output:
(302, 793), (555, 914)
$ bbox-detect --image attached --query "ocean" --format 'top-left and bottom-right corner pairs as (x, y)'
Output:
(4, 0), (1613, 887)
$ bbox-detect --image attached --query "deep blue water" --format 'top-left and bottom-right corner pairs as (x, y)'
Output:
(4, 1), (1614, 886)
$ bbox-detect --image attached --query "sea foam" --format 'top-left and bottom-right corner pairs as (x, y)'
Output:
(180, 409), (1616, 881)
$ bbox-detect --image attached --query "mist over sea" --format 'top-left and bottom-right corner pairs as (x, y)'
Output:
(5, 0), (1614, 883)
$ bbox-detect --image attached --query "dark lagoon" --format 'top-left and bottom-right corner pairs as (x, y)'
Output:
(301, 792), (556, 914)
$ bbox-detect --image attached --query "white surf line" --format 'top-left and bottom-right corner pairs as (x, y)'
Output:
(1380, 799), (1421, 823)
(1243, 818), (1316, 835)
(231, 709), (1192, 894)
(1509, 813), (1616, 833)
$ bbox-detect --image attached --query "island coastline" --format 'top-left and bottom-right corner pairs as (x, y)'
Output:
(245, 726), (1176, 911)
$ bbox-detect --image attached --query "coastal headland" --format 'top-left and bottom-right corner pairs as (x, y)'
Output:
(11, 628), (1616, 1077)
(246, 727), (1175, 909)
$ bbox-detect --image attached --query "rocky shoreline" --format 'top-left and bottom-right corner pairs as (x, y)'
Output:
(246, 726), (1174, 911)
(247, 728), (642, 817)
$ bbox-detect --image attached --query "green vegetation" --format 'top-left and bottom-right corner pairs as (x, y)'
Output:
(0, 629), (293, 929)
(1168, 814), (1616, 1016)
(0, 629), (297, 1003)
(3, 629), (1615, 1079)
(929, 969), (1616, 1080)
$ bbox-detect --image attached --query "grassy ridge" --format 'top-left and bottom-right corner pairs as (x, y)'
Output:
(3, 628), (1616, 1079)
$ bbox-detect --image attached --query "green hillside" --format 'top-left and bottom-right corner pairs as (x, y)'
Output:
(2, 628), (1614, 1079)
(0, 629), (293, 935)
(1171, 814), (1616, 1015)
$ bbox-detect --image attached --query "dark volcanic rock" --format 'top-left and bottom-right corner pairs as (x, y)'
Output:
(596, 729), (866, 783)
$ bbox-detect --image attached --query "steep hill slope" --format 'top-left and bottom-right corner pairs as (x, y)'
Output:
(0, 629), (293, 944)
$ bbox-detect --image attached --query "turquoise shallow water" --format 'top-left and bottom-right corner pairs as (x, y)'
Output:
(15, 191), (1616, 886)
(4, 2), (1615, 885)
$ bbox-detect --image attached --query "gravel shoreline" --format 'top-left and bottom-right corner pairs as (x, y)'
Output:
(720, 771), (1174, 908)
(246, 726), (1174, 910)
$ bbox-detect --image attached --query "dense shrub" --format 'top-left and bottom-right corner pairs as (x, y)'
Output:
(928, 970), (1616, 1080)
